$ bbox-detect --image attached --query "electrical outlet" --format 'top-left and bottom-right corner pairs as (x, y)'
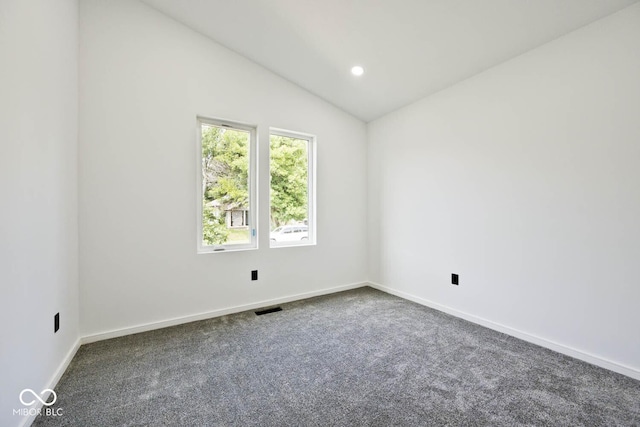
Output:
(451, 274), (459, 286)
(251, 270), (258, 281)
(54, 313), (60, 333)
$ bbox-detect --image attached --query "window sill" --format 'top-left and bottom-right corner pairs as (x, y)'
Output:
(269, 242), (316, 249)
(197, 246), (258, 254)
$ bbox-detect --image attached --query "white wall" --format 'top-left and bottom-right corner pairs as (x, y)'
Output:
(0, 0), (79, 425)
(78, 0), (367, 336)
(368, 3), (640, 376)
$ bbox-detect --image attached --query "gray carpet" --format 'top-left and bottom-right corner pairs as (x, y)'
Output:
(34, 287), (640, 426)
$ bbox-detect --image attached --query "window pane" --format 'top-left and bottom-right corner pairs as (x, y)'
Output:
(201, 123), (250, 247)
(270, 133), (312, 247)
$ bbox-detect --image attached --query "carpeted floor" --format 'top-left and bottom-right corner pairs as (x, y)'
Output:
(34, 287), (640, 426)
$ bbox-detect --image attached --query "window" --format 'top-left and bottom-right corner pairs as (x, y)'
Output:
(197, 117), (256, 252)
(269, 129), (316, 247)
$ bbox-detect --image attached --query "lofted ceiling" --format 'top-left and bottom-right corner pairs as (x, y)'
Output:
(141, 0), (638, 122)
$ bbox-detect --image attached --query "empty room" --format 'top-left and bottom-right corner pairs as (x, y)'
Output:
(2, 0), (640, 425)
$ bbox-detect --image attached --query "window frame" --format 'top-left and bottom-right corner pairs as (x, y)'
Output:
(269, 128), (317, 248)
(196, 116), (258, 253)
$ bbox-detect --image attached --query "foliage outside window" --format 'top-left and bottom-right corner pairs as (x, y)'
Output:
(197, 118), (256, 252)
(269, 130), (316, 247)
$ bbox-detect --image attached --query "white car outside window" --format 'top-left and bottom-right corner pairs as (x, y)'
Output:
(270, 225), (309, 242)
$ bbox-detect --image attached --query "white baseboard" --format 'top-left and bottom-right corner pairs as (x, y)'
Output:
(19, 338), (81, 427)
(366, 281), (640, 381)
(81, 281), (367, 344)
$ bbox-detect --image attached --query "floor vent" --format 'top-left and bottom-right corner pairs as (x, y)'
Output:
(255, 307), (283, 316)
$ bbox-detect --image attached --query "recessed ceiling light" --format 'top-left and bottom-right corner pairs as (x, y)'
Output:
(351, 65), (364, 76)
